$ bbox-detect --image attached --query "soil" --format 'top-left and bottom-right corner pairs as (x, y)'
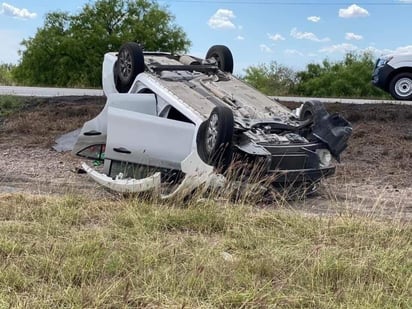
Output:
(0, 96), (411, 220)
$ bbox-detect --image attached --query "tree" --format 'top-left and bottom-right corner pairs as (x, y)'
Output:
(242, 52), (390, 99)
(13, 0), (190, 87)
(296, 52), (389, 98)
(243, 61), (297, 96)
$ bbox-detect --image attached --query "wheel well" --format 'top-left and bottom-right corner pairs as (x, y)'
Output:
(385, 67), (412, 90)
(138, 88), (154, 94)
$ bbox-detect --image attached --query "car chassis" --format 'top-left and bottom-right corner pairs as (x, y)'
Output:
(71, 43), (352, 198)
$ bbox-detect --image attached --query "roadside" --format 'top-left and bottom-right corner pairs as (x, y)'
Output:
(0, 96), (411, 219)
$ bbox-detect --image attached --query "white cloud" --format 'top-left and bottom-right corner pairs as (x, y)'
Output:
(284, 49), (304, 56)
(338, 45), (412, 57)
(345, 32), (363, 41)
(267, 33), (285, 41)
(236, 35), (245, 40)
(339, 4), (369, 18)
(208, 9), (236, 29)
(319, 43), (358, 54)
(361, 46), (388, 55)
(260, 44), (272, 53)
(398, 0), (412, 2)
(307, 16), (321, 23)
(290, 27), (330, 42)
(393, 45), (412, 53)
(0, 2), (36, 19)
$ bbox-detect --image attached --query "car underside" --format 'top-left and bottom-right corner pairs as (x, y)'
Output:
(69, 42), (352, 198)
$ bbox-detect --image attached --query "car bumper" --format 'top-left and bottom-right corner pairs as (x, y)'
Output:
(269, 166), (335, 185)
(372, 64), (394, 90)
(81, 162), (162, 193)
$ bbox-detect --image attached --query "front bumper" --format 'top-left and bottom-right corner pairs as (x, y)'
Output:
(372, 63), (394, 90)
(234, 142), (337, 186)
(269, 166), (335, 185)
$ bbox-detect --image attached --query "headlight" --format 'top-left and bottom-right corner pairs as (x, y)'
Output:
(316, 149), (332, 168)
(376, 56), (393, 68)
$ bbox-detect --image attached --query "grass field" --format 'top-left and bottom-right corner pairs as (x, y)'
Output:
(0, 193), (410, 308)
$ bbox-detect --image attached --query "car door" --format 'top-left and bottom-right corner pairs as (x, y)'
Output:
(72, 93), (158, 159)
(105, 106), (196, 171)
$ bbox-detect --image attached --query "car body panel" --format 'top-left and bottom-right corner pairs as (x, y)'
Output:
(106, 106), (196, 170)
(131, 73), (206, 124)
(81, 162), (161, 193)
(72, 45), (352, 195)
(72, 93), (157, 157)
(102, 52), (118, 96)
(384, 53), (412, 69)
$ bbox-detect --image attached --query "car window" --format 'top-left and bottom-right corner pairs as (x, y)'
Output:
(78, 144), (106, 160)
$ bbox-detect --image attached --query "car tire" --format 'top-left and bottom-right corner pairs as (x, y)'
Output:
(206, 45), (234, 73)
(299, 100), (326, 122)
(116, 42), (145, 93)
(197, 106), (234, 171)
(389, 73), (412, 100)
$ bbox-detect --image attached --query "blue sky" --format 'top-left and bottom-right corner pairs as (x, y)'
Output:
(1, 0), (411, 74)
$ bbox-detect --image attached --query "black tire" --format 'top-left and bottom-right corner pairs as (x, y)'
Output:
(299, 100), (327, 122)
(116, 42), (145, 93)
(206, 45), (234, 73)
(197, 106), (234, 171)
(389, 73), (412, 100)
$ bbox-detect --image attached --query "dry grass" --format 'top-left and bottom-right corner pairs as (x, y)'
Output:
(0, 193), (410, 308)
(0, 96), (104, 147)
(1, 96), (411, 307)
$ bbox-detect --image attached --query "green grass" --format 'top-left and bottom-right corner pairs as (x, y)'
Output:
(0, 95), (27, 117)
(0, 193), (410, 308)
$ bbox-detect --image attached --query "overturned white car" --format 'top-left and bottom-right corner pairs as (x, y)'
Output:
(72, 43), (352, 197)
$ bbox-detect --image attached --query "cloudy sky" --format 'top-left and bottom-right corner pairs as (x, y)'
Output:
(1, 0), (411, 74)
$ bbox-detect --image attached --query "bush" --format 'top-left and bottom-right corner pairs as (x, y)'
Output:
(243, 52), (390, 99)
(295, 52), (389, 99)
(0, 63), (16, 86)
(243, 61), (297, 96)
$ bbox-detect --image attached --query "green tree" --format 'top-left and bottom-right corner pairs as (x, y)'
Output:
(243, 61), (297, 96)
(13, 0), (190, 87)
(296, 52), (388, 98)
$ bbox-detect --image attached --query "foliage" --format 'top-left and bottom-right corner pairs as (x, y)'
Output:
(0, 63), (16, 86)
(243, 52), (390, 99)
(13, 0), (190, 87)
(0, 193), (410, 308)
(0, 96), (26, 117)
(243, 61), (297, 96)
(296, 52), (389, 98)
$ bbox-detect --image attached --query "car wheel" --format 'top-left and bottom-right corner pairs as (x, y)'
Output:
(206, 45), (234, 73)
(389, 73), (412, 100)
(197, 106), (234, 171)
(299, 100), (326, 122)
(116, 42), (145, 93)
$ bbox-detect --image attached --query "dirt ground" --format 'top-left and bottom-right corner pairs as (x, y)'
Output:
(0, 96), (411, 220)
